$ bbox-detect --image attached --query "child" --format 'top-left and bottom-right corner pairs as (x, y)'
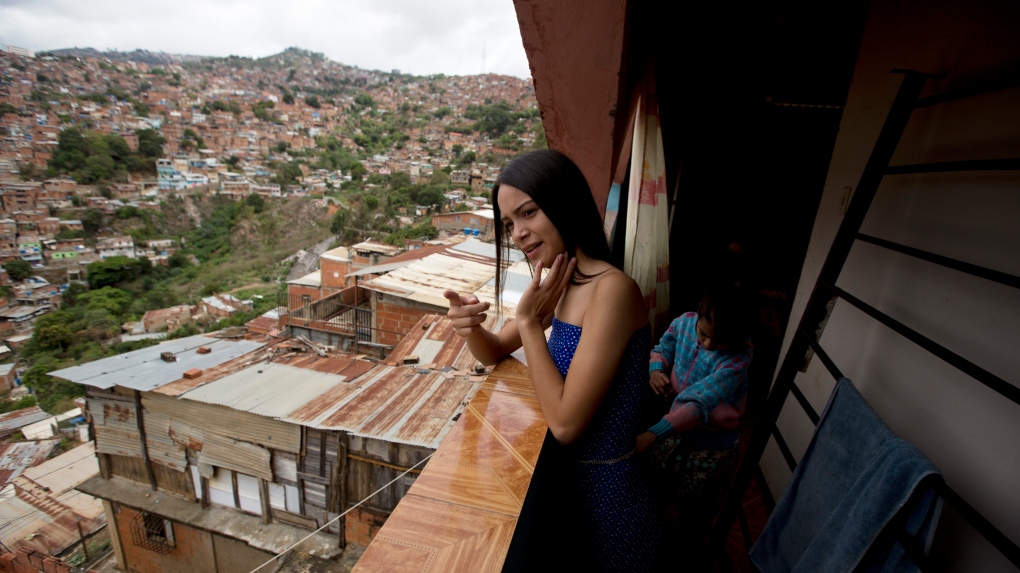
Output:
(636, 281), (753, 541)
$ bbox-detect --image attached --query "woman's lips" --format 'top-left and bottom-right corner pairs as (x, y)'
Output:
(523, 242), (542, 259)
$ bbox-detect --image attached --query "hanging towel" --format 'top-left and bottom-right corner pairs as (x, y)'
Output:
(623, 92), (670, 334)
(749, 378), (942, 573)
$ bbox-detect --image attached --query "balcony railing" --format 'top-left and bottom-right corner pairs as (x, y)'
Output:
(279, 290), (403, 354)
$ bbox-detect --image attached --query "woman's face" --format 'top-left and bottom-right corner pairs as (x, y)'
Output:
(497, 184), (565, 267)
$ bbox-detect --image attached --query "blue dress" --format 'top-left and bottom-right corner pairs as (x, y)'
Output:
(547, 317), (660, 572)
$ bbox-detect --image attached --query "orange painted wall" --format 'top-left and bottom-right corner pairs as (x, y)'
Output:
(514, 0), (629, 213)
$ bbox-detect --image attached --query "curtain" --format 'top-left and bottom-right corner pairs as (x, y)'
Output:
(623, 92), (670, 334)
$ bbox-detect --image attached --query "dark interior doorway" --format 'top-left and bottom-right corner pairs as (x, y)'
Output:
(632, 1), (870, 406)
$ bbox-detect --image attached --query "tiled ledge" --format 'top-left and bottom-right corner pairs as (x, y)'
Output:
(353, 357), (545, 572)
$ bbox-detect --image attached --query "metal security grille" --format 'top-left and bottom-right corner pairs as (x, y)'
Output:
(130, 512), (175, 555)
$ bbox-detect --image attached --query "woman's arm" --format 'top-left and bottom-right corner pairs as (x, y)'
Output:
(444, 290), (523, 365)
(517, 259), (645, 444)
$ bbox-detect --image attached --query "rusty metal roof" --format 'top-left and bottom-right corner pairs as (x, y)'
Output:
(359, 239), (525, 308)
(361, 253), (499, 309)
(1, 442), (104, 557)
(0, 440), (57, 488)
(170, 348), (485, 449)
(282, 365), (481, 448)
(383, 314), (505, 371)
(0, 407), (52, 435)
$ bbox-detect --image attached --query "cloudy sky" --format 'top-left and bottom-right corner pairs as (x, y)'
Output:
(0, 0), (532, 78)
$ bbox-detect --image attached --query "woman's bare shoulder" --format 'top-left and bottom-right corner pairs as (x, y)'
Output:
(591, 269), (647, 327)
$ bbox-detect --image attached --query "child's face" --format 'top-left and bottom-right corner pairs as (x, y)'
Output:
(696, 317), (731, 352)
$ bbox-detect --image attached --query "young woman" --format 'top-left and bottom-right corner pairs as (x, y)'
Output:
(443, 149), (659, 571)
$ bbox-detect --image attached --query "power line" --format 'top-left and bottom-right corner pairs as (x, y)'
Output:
(248, 452), (433, 573)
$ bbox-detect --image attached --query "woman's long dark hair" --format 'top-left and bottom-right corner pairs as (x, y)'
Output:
(492, 149), (612, 310)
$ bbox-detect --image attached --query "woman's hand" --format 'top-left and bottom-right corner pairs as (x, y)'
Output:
(443, 290), (490, 337)
(649, 370), (673, 397)
(517, 253), (576, 329)
(636, 431), (656, 454)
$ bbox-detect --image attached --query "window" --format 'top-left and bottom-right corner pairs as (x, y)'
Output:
(130, 512), (175, 554)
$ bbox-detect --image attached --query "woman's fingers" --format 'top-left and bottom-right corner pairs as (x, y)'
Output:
(445, 290), (491, 337)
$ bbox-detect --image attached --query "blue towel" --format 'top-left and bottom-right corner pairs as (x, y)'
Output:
(749, 378), (942, 573)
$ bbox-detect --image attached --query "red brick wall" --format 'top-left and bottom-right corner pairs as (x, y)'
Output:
(375, 300), (436, 345)
(113, 505), (217, 573)
(344, 506), (388, 547)
(320, 258), (350, 289)
(287, 284), (323, 310)
(0, 549), (90, 573)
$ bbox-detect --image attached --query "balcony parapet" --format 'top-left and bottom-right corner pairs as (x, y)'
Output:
(352, 356), (544, 572)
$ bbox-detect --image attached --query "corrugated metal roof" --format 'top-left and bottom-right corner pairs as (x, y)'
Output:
(346, 260), (413, 278)
(449, 238), (498, 259)
(181, 363), (353, 419)
(362, 253), (498, 309)
(48, 334), (267, 390)
(0, 407), (52, 434)
(383, 314), (505, 371)
(21, 442), (99, 495)
(1, 442), (104, 556)
(236, 358), (484, 448)
(0, 440), (57, 488)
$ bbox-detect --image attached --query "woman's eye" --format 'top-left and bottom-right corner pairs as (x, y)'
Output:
(523, 209), (536, 218)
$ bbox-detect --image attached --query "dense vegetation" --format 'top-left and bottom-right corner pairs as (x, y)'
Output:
(45, 127), (164, 184)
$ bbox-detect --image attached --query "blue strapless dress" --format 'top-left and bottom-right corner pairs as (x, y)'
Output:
(547, 317), (660, 572)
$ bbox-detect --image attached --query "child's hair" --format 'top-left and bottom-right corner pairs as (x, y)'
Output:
(697, 282), (751, 348)
(492, 149), (612, 308)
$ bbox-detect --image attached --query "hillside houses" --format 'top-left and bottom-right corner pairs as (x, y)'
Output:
(50, 320), (497, 572)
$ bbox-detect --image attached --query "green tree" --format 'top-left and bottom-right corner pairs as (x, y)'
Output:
(276, 163), (302, 185)
(348, 162), (366, 181)
(282, 92), (294, 105)
(80, 209), (104, 235)
(430, 170), (451, 186)
(245, 193), (266, 213)
(304, 95), (321, 108)
(61, 282), (90, 307)
(136, 129), (165, 158)
(466, 103), (513, 137)
(329, 210), (349, 235)
(77, 287), (133, 316)
(456, 150), (476, 167)
(3, 259), (32, 281)
(86, 257), (149, 289)
(37, 323), (74, 350)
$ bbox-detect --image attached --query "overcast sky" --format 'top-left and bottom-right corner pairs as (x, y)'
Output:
(0, 0), (532, 78)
